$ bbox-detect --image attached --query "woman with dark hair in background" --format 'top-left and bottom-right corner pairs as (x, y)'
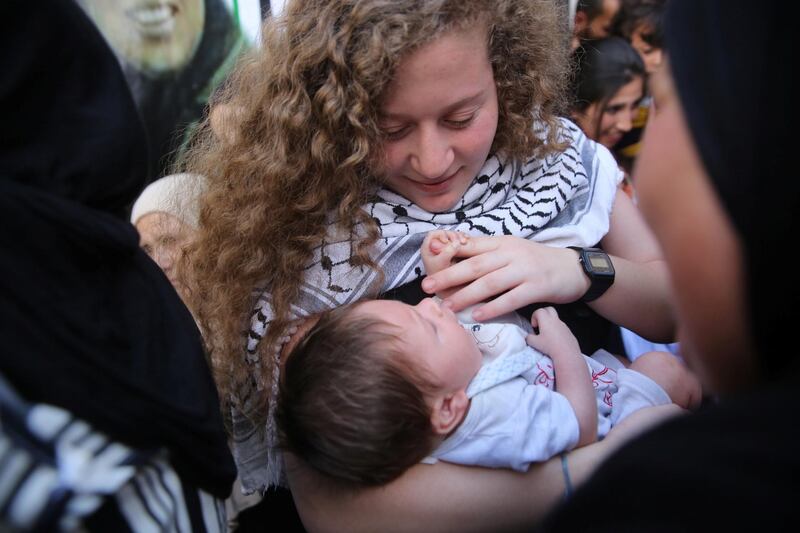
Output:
(613, 0), (665, 75)
(545, 0), (797, 529)
(570, 36), (646, 151)
(608, 0), (666, 185)
(570, 36), (646, 196)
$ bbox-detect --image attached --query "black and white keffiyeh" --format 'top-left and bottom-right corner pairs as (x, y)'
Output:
(233, 119), (622, 492)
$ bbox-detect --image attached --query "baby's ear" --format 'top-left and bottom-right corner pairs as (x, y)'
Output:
(430, 390), (469, 436)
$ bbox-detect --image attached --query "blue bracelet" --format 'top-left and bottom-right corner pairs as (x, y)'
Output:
(560, 452), (573, 500)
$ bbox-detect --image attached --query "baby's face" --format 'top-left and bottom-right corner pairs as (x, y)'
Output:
(355, 299), (482, 393)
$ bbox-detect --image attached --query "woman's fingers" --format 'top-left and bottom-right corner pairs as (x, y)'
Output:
(422, 236), (582, 318)
(467, 284), (539, 321)
(422, 246), (502, 294)
(449, 235), (499, 255)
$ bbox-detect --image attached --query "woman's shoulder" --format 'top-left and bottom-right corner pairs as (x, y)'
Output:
(554, 117), (623, 189)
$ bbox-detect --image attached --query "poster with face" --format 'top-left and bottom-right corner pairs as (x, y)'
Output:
(76, 0), (267, 185)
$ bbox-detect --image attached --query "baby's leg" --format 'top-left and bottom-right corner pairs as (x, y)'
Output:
(629, 351), (702, 410)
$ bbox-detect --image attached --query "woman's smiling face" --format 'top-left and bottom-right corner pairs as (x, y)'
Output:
(574, 76), (644, 148)
(378, 25), (499, 213)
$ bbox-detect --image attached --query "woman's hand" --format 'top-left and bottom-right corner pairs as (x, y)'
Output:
(421, 236), (588, 321)
(420, 192), (677, 342)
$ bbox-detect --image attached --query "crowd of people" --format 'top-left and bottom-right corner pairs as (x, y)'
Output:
(2, 0), (795, 531)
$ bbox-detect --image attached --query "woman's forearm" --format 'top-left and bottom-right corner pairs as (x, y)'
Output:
(588, 255), (676, 343)
(286, 440), (615, 533)
(592, 189), (677, 343)
(287, 402), (683, 533)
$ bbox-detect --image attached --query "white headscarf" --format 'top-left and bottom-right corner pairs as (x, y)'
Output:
(130, 173), (206, 228)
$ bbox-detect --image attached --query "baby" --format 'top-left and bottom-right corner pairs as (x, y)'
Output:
(277, 231), (700, 486)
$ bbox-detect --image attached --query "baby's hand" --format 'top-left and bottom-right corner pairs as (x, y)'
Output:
(525, 307), (581, 359)
(421, 230), (469, 275)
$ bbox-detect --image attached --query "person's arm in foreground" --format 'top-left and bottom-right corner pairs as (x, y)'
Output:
(527, 307), (597, 447)
(421, 190), (675, 342)
(287, 403), (682, 533)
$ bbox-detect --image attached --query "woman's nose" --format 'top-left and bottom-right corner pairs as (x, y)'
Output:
(409, 125), (455, 180)
(153, 246), (174, 272)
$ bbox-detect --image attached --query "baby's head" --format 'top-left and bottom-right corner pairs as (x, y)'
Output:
(277, 298), (482, 486)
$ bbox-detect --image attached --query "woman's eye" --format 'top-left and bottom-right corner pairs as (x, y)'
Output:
(444, 115), (474, 128)
(382, 125), (409, 141)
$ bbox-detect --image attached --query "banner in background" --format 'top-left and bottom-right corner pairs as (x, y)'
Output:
(76, 0), (266, 185)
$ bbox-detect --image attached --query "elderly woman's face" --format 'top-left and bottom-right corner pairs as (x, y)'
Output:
(136, 212), (192, 289)
(634, 62), (756, 394)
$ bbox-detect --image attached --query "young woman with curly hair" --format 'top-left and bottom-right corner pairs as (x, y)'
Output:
(180, 0), (677, 529)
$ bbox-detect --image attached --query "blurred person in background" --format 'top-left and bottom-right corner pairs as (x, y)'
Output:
(569, 36), (646, 198)
(131, 172), (205, 294)
(570, 0), (621, 50)
(544, 1), (796, 529)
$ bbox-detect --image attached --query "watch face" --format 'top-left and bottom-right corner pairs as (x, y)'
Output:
(586, 251), (614, 274)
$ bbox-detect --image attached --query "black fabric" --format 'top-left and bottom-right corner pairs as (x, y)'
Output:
(542, 2), (799, 529)
(665, 0), (795, 377)
(542, 375), (800, 531)
(0, 0), (235, 498)
(234, 487), (306, 533)
(83, 498), (134, 533)
(0, 0), (149, 219)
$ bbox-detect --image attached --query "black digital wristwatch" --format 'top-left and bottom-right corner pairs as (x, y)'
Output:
(567, 246), (615, 302)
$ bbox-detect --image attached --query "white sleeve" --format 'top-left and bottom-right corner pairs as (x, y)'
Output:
(433, 378), (580, 471)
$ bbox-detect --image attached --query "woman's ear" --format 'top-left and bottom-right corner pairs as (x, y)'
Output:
(430, 390), (469, 436)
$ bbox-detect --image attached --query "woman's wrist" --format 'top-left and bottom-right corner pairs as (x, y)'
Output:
(565, 246), (601, 303)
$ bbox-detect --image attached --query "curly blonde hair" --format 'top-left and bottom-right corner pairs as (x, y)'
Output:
(179, 0), (569, 419)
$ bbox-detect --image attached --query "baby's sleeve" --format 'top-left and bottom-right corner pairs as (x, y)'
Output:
(434, 378), (580, 471)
